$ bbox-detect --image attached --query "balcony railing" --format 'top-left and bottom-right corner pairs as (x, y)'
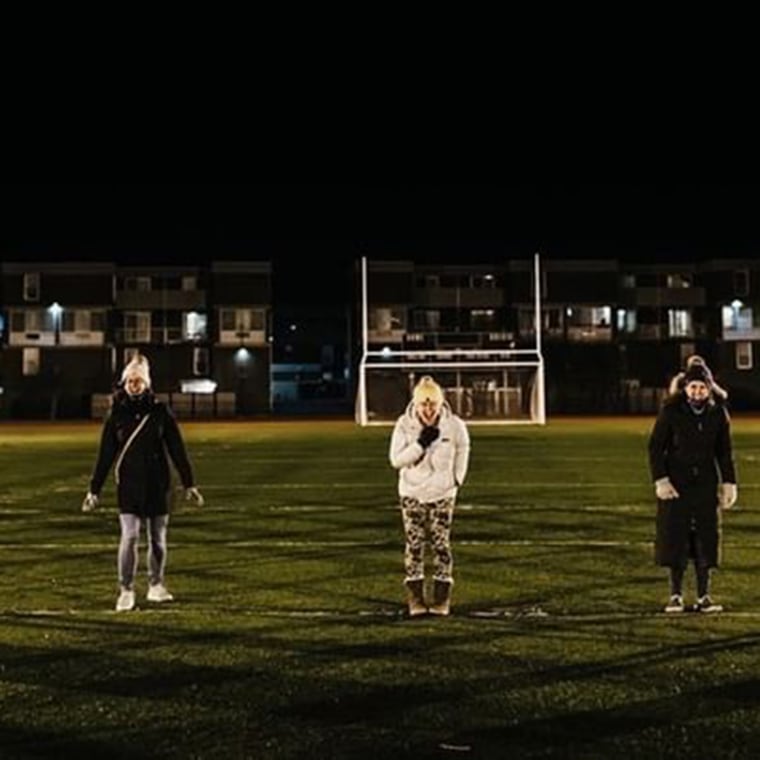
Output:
(722, 326), (760, 342)
(59, 330), (106, 346)
(566, 326), (613, 342)
(114, 327), (205, 344)
(8, 330), (56, 347)
(218, 328), (267, 346)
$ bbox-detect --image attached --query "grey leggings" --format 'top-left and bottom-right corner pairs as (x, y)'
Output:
(118, 513), (170, 589)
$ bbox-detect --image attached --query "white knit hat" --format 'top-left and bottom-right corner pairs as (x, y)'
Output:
(121, 353), (152, 388)
(412, 375), (444, 406)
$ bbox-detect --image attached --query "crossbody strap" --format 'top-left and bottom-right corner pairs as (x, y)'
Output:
(114, 414), (151, 485)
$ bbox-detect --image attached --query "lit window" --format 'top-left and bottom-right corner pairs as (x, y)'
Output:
(22, 347), (40, 375)
(184, 312), (207, 340)
(737, 341), (753, 370)
(193, 347), (209, 375)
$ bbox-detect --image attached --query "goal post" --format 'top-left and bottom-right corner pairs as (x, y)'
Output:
(355, 253), (546, 425)
(356, 349), (545, 425)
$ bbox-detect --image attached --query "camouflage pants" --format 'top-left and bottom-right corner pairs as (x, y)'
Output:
(401, 496), (455, 583)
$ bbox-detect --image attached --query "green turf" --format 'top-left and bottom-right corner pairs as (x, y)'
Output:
(2, 417), (760, 758)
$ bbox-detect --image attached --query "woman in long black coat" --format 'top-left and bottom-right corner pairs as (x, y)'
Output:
(81, 354), (204, 611)
(648, 362), (737, 614)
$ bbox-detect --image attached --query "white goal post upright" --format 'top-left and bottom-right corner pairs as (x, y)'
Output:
(533, 251), (546, 424)
(358, 252), (370, 426)
(356, 253), (546, 425)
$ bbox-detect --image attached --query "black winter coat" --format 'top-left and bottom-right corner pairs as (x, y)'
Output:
(648, 395), (736, 568)
(89, 390), (195, 516)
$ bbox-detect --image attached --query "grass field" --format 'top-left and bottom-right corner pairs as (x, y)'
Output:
(2, 416), (760, 758)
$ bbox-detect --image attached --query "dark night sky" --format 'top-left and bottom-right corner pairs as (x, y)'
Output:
(3, 184), (760, 286)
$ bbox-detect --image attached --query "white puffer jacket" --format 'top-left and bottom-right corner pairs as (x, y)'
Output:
(389, 401), (470, 502)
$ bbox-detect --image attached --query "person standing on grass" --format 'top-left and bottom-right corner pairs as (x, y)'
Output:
(389, 375), (470, 617)
(81, 353), (204, 612)
(649, 361), (737, 614)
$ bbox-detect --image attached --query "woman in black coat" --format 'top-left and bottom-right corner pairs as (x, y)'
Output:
(81, 354), (204, 611)
(648, 362), (737, 614)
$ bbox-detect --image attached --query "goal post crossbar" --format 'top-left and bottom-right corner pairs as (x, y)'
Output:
(363, 349), (540, 358)
(360, 360), (542, 370)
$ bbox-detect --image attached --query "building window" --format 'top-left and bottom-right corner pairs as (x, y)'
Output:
(565, 306), (611, 328)
(182, 276), (197, 291)
(193, 347), (209, 376)
(413, 309), (440, 331)
(124, 311), (151, 342)
(593, 306), (611, 327)
(91, 311), (105, 332)
(184, 311), (207, 340)
(124, 276), (151, 292)
(471, 309), (497, 330)
(22, 347), (40, 376)
(667, 273), (692, 288)
(369, 307), (404, 332)
(722, 304), (753, 332)
(15, 309), (46, 332)
(220, 308), (265, 332)
(23, 273), (40, 302)
(544, 308), (563, 331)
(734, 269), (750, 297)
(440, 274), (468, 288)
(668, 309), (693, 338)
(616, 309), (637, 333)
(471, 274), (499, 288)
(61, 309), (101, 333)
(737, 341), (753, 370)
(518, 309), (535, 334)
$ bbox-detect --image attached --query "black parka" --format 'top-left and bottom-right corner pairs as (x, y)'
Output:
(648, 394), (736, 567)
(89, 390), (195, 516)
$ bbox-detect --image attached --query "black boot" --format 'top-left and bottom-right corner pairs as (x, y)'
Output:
(429, 579), (452, 616)
(404, 579), (426, 617)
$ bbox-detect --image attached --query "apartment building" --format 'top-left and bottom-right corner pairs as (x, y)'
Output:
(0, 259), (272, 418)
(358, 256), (760, 415)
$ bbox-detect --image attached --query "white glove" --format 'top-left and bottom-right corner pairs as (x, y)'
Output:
(719, 483), (738, 510)
(655, 477), (679, 500)
(81, 491), (99, 512)
(185, 486), (204, 507)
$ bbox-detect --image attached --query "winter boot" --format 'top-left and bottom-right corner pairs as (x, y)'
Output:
(404, 579), (427, 617)
(429, 579), (452, 616)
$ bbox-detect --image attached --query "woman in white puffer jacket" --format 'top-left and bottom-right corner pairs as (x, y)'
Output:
(389, 375), (470, 617)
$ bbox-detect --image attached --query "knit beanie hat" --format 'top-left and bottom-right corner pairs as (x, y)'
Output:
(412, 375), (444, 406)
(683, 363), (711, 386)
(121, 353), (152, 388)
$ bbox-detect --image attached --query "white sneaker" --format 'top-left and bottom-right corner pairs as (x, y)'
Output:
(146, 583), (174, 603)
(695, 595), (723, 613)
(664, 594), (685, 613)
(116, 588), (136, 612)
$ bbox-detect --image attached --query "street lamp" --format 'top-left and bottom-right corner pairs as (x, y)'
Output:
(48, 302), (62, 344)
(731, 299), (744, 331)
